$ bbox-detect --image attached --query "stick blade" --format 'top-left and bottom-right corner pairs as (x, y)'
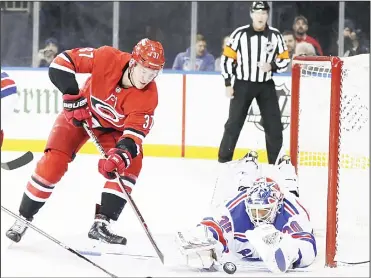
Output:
(1, 151), (34, 170)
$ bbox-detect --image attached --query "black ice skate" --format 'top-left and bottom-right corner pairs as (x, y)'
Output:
(6, 216), (33, 243)
(88, 214), (127, 245)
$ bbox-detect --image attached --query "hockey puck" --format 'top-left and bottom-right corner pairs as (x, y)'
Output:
(223, 262), (237, 274)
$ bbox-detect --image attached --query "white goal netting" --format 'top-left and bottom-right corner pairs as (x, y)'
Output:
(294, 54), (369, 265)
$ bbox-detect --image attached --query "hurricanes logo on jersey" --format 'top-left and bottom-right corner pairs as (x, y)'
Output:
(90, 95), (126, 127)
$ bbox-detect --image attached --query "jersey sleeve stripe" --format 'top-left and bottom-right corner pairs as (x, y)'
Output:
(49, 62), (76, 74)
(201, 219), (229, 252)
(284, 203), (296, 216)
(227, 194), (247, 210)
(226, 190), (247, 207)
(234, 232), (248, 242)
(59, 52), (72, 63)
(284, 199), (300, 214)
(63, 51), (77, 68)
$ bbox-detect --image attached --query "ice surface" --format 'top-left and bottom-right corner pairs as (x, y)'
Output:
(1, 152), (369, 277)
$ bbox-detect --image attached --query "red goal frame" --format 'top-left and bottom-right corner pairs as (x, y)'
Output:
(290, 56), (344, 268)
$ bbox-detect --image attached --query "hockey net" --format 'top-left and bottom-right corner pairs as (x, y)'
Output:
(290, 54), (370, 267)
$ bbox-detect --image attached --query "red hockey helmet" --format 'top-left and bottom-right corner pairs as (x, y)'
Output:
(131, 38), (165, 70)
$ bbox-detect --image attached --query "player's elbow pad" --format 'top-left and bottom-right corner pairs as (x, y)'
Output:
(48, 67), (80, 95)
(116, 137), (139, 159)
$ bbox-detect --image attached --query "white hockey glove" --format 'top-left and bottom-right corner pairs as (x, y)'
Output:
(245, 224), (299, 273)
(175, 225), (221, 270)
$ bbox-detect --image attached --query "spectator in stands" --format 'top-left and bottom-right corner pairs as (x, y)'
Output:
(294, 41), (316, 57)
(215, 35), (230, 72)
(172, 34), (215, 71)
(36, 38), (59, 67)
(293, 15), (323, 56)
(282, 30), (296, 72)
(332, 19), (355, 55)
(344, 29), (370, 57)
(329, 19), (369, 56)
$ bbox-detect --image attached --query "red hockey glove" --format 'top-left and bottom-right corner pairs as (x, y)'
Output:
(62, 94), (92, 127)
(98, 148), (132, 180)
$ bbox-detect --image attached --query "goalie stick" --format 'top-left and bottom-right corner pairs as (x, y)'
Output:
(82, 122), (165, 265)
(1, 151), (34, 170)
(1, 205), (119, 278)
(77, 249), (157, 259)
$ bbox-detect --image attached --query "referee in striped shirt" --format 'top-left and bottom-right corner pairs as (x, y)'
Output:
(218, 1), (290, 164)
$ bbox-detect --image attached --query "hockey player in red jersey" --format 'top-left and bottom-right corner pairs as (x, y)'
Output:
(6, 39), (165, 244)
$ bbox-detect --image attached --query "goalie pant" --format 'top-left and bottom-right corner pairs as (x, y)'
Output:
(199, 190), (317, 270)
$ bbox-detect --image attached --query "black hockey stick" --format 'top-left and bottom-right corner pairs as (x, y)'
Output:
(82, 122), (165, 265)
(1, 205), (119, 278)
(1, 151), (34, 170)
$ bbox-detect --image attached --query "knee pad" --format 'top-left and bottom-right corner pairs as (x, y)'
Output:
(34, 149), (70, 184)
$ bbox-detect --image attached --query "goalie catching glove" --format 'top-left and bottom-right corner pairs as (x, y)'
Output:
(175, 225), (223, 271)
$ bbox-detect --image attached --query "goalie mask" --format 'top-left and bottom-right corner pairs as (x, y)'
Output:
(245, 177), (284, 226)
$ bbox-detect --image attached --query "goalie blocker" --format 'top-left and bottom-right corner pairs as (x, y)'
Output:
(175, 151), (316, 273)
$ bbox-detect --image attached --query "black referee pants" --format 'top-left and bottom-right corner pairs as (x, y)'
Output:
(218, 79), (283, 164)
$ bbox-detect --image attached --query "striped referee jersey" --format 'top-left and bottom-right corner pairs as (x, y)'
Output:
(221, 24), (290, 85)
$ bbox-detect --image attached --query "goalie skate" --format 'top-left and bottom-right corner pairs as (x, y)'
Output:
(6, 216), (33, 243)
(88, 214), (127, 245)
(277, 155), (299, 197)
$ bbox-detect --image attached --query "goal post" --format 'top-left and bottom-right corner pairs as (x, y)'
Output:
(290, 55), (369, 268)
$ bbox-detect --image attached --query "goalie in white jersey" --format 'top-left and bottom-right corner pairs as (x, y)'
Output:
(176, 151), (316, 273)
